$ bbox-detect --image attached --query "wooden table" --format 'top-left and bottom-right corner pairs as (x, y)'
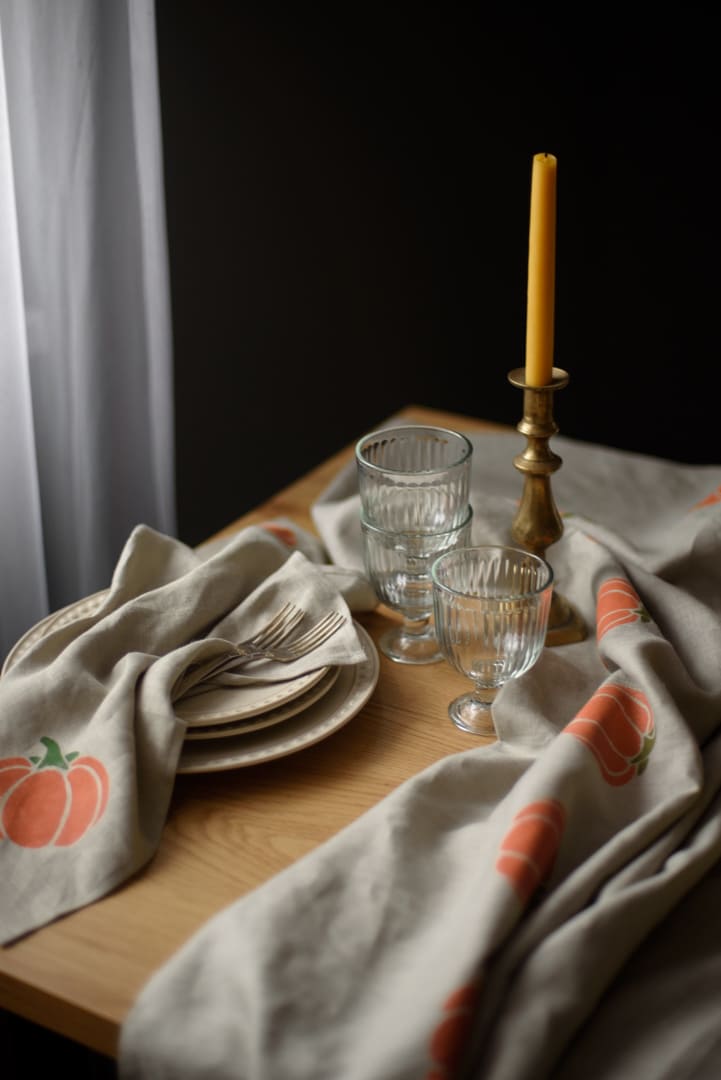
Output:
(0, 405), (511, 1059)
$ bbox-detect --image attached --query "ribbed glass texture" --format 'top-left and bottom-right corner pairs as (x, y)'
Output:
(432, 546), (553, 687)
(356, 426), (472, 532)
(361, 508), (473, 620)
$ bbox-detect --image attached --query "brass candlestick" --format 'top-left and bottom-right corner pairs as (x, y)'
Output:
(508, 366), (587, 646)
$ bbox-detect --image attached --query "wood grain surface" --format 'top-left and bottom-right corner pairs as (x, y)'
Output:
(0, 405), (511, 1057)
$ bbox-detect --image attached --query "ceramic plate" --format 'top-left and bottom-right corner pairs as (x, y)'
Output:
(182, 665), (341, 739)
(177, 621), (379, 773)
(175, 663), (331, 727)
(2, 590), (109, 675)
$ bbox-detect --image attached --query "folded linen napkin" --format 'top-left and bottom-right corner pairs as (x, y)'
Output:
(119, 430), (721, 1080)
(0, 521), (373, 945)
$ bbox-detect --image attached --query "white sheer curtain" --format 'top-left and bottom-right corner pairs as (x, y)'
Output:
(0, 0), (175, 661)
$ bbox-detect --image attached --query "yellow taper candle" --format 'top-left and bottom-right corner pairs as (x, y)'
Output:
(525, 152), (557, 386)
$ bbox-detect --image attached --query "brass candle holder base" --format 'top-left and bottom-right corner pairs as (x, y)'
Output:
(508, 367), (587, 647)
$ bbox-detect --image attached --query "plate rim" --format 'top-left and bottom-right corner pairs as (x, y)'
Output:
(2, 590), (108, 675)
(182, 665), (341, 740)
(175, 663), (331, 726)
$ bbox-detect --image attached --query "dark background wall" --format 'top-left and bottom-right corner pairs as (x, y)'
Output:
(154, 3), (720, 548)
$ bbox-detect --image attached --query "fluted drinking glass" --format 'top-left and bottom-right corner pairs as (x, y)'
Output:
(431, 545), (553, 734)
(361, 506), (473, 664)
(355, 425), (473, 533)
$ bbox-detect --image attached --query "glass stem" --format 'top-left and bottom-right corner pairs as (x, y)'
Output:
(401, 614), (432, 637)
(472, 685), (499, 709)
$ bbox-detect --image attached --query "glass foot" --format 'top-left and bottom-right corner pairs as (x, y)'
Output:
(449, 690), (498, 736)
(378, 625), (443, 665)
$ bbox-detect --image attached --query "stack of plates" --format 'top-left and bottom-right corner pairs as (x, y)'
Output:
(2, 598), (379, 775)
(175, 622), (378, 773)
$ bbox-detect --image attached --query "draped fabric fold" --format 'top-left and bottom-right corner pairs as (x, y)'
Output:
(0, 0), (175, 662)
(118, 432), (721, 1080)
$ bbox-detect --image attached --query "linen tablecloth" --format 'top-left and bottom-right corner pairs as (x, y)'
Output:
(0, 522), (373, 945)
(114, 430), (720, 1077)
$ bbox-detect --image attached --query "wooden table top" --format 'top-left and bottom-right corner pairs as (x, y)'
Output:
(0, 404), (512, 1058)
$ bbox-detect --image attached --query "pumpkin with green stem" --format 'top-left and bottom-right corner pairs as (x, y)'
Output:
(0, 736), (109, 848)
(596, 576), (649, 641)
(566, 683), (655, 786)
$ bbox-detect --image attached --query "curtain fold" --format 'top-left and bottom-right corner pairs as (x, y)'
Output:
(0, 0), (175, 662)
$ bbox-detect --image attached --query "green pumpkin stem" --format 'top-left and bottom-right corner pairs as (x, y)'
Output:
(37, 735), (73, 771)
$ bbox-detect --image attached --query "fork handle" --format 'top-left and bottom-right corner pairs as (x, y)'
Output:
(231, 646), (271, 664)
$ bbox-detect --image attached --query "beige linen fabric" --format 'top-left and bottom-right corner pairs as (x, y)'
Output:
(117, 430), (721, 1079)
(0, 522), (370, 944)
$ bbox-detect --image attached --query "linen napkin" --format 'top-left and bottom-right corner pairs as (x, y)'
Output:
(0, 521), (373, 945)
(118, 429), (721, 1080)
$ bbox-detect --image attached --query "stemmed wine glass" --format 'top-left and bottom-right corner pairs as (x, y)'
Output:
(431, 545), (553, 734)
(360, 507), (473, 664)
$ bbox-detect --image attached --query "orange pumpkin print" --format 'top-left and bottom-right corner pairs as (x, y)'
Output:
(424, 982), (479, 1080)
(0, 736), (110, 848)
(596, 577), (649, 641)
(495, 799), (566, 906)
(261, 523), (297, 546)
(693, 485), (721, 510)
(565, 683), (654, 786)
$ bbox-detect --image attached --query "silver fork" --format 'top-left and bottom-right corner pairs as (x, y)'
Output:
(201, 602), (306, 675)
(174, 603), (306, 699)
(231, 609), (346, 665)
(238, 602), (305, 650)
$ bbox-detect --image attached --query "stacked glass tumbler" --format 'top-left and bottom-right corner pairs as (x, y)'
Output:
(355, 425), (474, 664)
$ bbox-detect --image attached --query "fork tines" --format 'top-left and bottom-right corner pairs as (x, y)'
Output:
(247, 602), (304, 649)
(282, 610), (345, 656)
